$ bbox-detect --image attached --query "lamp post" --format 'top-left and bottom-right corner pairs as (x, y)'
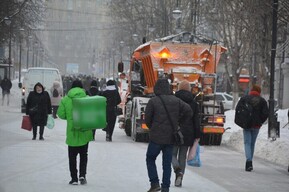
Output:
(4, 17), (12, 80)
(172, 0), (182, 34)
(18, 28), (24, 88)
(26, 35), (32, 69)
(120, 41), (124, 61)
(111, 48), (116, 79)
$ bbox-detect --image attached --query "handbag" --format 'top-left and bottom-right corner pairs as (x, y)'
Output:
(158, 96), (184, 145)
(21, 115), (32, 131)
(187, 143), (202, 167)
(46, 115), (55, 129)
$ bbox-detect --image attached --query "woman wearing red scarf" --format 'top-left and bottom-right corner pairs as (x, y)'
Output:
(239, 85), (269, 171)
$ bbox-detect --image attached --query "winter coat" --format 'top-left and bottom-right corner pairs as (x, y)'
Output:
(50, 81), (63, 106)
(0, 78), (12, 94)
(26, 82), (52, 126)
(100, 84), (121, 121)
(57, 87), (93, 146)
(241, 91), (269, 128)
(145, 79), (192, 145)
(175, 90), (201, 146)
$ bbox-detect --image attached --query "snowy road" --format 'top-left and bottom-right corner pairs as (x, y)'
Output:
(0, 82), (288, 192)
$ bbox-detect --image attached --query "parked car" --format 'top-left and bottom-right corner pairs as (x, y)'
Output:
(215, 92), (233, 111)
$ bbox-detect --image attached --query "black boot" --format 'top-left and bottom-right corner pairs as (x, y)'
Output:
(174, 167), (183, 187)
(147, 183), (160, 192)
(39, 126), (44, 140)
(161, 188), (169, 192)
(32, 126), (37, 140)
(175, 172), (183, 187)
(245, 161), (253, 171)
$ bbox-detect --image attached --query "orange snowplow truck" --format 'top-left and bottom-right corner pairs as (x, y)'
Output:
(118, 32), (227, 145)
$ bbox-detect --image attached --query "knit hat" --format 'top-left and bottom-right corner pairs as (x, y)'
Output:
(178, 80), (191, 91)
(154, 78), (171, 96)
(107, 80), (116, 86)
(251, 84), (261, 93)
(90, 80), (98, 87)
(71, 79), (83, 88)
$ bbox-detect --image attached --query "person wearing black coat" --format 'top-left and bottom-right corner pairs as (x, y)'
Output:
(0, 76), (12, 106)
(172, 80), (200, 187)
(100, 80), (121, 142)
(145, 78), (192, 192)
(237, 85), (269, 171)
(88, 80), (100, 140)
(26, 82), (52, 140)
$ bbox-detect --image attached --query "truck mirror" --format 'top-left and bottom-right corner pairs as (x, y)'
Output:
(118, 62), (124, 73)
(18, 82), (22, 88)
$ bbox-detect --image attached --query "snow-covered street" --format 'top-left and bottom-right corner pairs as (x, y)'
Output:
(0, 80), (288, 192)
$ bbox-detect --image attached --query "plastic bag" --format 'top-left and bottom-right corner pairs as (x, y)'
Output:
(187, 142), (201, 167)
(187, 140), (199, 160)
(46, 115), (55, 129)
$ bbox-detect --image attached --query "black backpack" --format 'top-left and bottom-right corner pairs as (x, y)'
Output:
(234, 97), (253, 129)
(53, 88), (59, 97)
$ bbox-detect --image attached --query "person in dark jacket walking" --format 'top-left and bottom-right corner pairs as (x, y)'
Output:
(145, 78), (192, 192)
(0, 76), (12, 106)
(172, 80), (200, 187)
(236, 85), (269, 171)
(26, 82), (52, 140)
(87, 80), (100, 140)
(100, 80), (121, 142)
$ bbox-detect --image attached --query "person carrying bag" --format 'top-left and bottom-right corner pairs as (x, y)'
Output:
(144, 78), (192, 192)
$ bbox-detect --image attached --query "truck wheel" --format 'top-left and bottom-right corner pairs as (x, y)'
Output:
(131, 115), (142, 142)
(124, 119), (131, 136)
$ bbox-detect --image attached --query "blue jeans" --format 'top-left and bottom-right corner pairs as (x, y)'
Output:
(146, 141), (173, 189)
(243, 128), (259, 161)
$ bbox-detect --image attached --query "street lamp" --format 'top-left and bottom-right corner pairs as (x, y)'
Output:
(172, 9), (182, 20)
(132, 34), (138, 41)
(18, 28), (24, 88)
(172, 0), (182, 20)
(4, 17), (12, 80)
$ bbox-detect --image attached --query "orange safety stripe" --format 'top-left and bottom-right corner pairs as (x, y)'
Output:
(202, 127), (225, 134)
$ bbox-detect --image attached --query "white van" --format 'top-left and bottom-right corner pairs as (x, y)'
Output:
(21, 67), (63, 113)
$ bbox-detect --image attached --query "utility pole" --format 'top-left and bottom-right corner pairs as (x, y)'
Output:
(268, 0), (280, 140)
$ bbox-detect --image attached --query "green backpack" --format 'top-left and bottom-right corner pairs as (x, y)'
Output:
(72, 96), (107, 131)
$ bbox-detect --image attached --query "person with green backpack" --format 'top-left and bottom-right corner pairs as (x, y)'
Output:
(57, 79), (93, 185)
